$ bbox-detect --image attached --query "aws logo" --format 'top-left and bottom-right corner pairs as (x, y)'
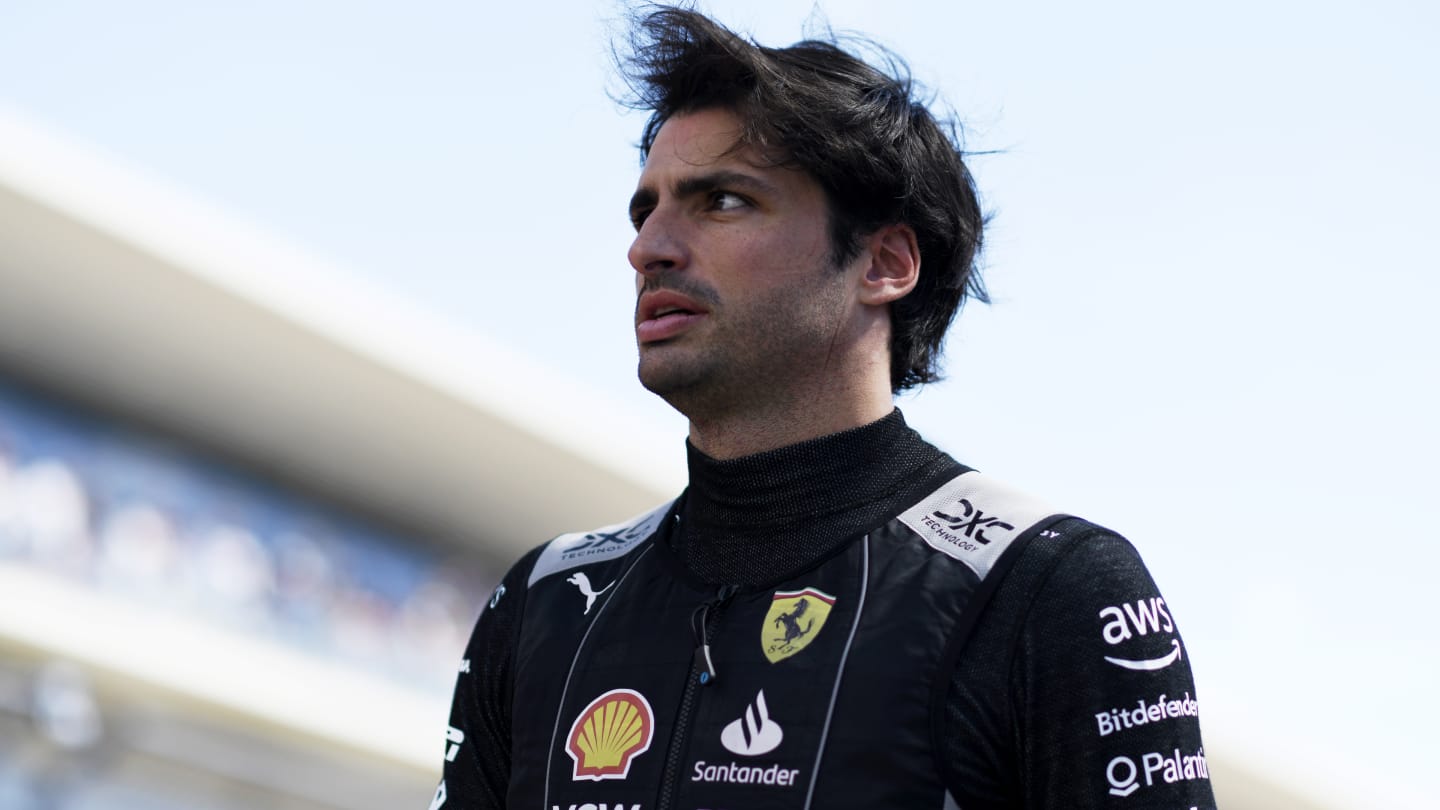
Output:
(566, 689), (655, 781)
(1098, 597), (1183, 671)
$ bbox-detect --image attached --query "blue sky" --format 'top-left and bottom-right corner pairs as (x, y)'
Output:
(2, 1), (1436, 804)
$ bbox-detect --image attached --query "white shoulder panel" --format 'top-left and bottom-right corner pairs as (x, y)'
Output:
(896, 471), (1061, 580)
(527, 500), (674, 586)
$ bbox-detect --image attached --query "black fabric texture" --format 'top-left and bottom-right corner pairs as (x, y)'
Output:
(675, 408), (954, 586)
(944, 525), (1213, 808)
(440, 545), (541, 809)
(441, 410), (1215, 809)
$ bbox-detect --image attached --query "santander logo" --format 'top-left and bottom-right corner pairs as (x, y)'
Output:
(720, 690), (784, 756)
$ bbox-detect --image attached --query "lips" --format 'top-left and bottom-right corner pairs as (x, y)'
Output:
(636, 290), (709, 343)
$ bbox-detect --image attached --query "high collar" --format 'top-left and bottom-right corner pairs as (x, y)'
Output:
(674, 409), (956, 585)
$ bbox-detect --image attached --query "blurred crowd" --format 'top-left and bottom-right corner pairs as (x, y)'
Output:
(0, 379), (493, 693)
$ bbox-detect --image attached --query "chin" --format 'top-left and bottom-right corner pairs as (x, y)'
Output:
(637, 357), (711, 411)
(637, 364), (689, 398)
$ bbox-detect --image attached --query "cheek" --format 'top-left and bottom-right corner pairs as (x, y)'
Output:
(750, 232), (835, 291)
(756, 216), (831, 263)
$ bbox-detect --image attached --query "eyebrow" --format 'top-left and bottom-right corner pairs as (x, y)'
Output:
(628, 170), (781, 221)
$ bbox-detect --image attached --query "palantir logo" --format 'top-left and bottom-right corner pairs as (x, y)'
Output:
(929, 497), (1015, 545)
(721, 690), (783, 756)
(1104, 747), (1210, 797)
(1107, 756), (1140, 797)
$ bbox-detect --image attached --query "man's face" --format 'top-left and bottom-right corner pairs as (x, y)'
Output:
(627, 107), (860, 417)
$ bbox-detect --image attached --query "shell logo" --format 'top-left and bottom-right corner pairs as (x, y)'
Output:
(565, 688), (655, 781)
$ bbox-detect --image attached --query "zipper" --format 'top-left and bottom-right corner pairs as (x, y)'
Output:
(655, 583), (738, 810)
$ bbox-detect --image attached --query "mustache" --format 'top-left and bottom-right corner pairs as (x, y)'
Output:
(635, 275), (721, 311)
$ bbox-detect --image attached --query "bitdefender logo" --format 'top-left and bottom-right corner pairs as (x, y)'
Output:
(1095, 692), (1200, 737)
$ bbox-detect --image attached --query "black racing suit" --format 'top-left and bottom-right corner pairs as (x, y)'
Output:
(434, 410), (1215, 808)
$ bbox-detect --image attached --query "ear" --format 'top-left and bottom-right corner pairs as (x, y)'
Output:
(855, 224), (920, 307)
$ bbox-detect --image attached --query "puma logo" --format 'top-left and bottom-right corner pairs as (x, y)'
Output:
(566, 572), (614, 615)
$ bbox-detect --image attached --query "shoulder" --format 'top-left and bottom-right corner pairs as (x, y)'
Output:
(883, 465), (1162, 611)
(969, 516), (1196, 713)
(889, 468), (1069, 580)
(1009, 522), (1188, 669)
(523, 499), (675, 587)
(1007, 520), (1172, 626)
(463, 499), (677, 658)
(940, 518), (1212, 806)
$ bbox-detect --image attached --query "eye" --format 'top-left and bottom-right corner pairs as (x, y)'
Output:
(708, 191), (749, 212)
(629, 207), (652, 231)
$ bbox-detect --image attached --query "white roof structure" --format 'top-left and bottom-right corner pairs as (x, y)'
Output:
(0, 108), (1341, 809)
(0, 108), (683, 796)
(0, 108), (682, 568)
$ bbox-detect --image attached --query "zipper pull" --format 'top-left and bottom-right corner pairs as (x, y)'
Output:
(693, 643), (717, 685)
(691, 585), (738, 686)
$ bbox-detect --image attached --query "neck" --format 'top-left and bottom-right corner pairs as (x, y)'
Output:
(674, 408), (958, 586)
(686, 399), (892, 459)
(684, 352), (895, 460)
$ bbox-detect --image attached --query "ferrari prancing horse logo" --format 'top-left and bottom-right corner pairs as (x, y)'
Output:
(763, 587), (836, 663)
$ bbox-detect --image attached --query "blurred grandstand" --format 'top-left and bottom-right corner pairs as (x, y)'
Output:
(0, 108), (676, 810)
(0, 108), (1328, 809)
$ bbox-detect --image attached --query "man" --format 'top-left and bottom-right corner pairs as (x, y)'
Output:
(436, 7), (1213, 809)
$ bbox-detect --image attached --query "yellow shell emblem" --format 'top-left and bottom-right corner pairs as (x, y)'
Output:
(565, 688), (655, 780)
(763, 587), (836, 663)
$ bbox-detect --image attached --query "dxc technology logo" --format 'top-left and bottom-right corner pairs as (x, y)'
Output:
(928, 497), (1015, 545)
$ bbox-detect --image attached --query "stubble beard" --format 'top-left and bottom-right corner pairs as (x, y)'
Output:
(637, 333), (749, 420)
(637, 279), (850, 424)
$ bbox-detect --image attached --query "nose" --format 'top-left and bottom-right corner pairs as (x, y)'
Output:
(627, 207), (688, 277)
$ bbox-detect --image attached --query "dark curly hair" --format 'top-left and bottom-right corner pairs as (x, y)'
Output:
(616, 5), (988, 392)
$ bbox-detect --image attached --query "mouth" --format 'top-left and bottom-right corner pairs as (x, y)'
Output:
(636, 291), (709, 343)
(638, 290), (707, 322)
